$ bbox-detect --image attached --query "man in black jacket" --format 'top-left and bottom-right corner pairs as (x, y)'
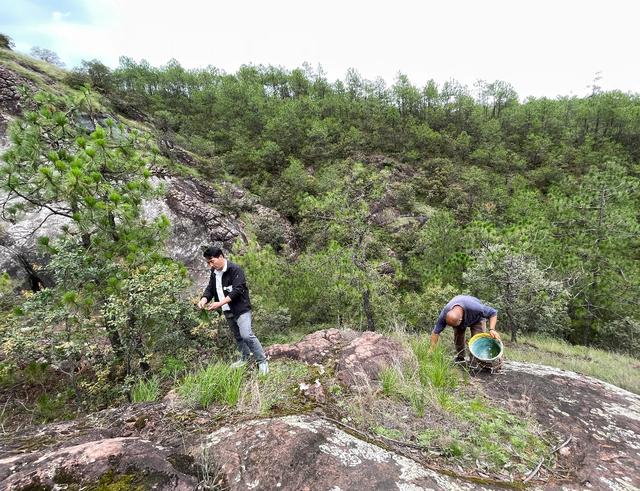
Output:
(197, 246), (269, 375)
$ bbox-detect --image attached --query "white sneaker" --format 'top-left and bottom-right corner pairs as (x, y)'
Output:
(230, 360), (247, 369)
(258, 361), (269, 375)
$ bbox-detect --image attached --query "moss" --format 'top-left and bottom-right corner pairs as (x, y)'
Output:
(53, 467), (79, 485)
(133, 415), (147, 430)
(84, 470), (145, 491)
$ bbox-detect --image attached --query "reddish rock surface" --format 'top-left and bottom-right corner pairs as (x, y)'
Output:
(336, 331), (409, 387)
(0, 437), (198, 490)
(266, 328), (408, 387)
(198, 415), (497, 491)
(266, 328), (357, 364)
(477, 361), (640, 490)
(1, 338), (638, 490)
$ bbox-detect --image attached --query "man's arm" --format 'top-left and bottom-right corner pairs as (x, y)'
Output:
(430, 332), (440, 349)
(206, 295), (231, 310)
(487, 314), (500, 339)
(198, 272), (216, 309)
(429, 313), (447, 350)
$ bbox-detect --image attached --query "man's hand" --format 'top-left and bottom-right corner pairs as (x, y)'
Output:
(206, 301), (222, 311)
(489, 329), (501, 340)
(197, 297), (208, 309)
(429, 332), (439, 352)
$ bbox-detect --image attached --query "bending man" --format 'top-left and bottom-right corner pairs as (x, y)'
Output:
(430, 295), (500, 362)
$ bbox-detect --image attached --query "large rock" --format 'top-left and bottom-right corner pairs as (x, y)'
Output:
(477, 361), (640, 490)
(0, 65), (35, 117)
(0, 437), (198, 490)
(266, 329), (409, 387)
(266, 328), (356, 364)
(198, 415), (497, 491)
(336, 330), (409, 387)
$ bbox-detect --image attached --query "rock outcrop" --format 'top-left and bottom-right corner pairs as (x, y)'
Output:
(0, 437), (198, 490)
(199, 415), (497, 491)
(266, 328), (409, 387)
(478, 361), (640, 491)
(0, 354), (639, 490)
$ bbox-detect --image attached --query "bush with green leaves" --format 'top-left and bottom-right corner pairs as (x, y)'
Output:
(399, 281), (457, 332)
(102, 260), (200, 374)
(464, 244), (570, 342)
(0, 89), (200, 399)
(596, 317), (640, 357)
(0, 33), (14, 50)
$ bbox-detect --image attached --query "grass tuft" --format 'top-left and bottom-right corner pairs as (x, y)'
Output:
(131, 377), (160, 403)
(177, 362), (245, 409)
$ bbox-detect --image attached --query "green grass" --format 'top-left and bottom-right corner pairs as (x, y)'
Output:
(160, 356), (188, 381)
(34, 391), (73, 423)
(177, 362), (245, 409)
(379, 366), (401, 396)
(371, 331), (552, 473)
(372, 425), (403, 439)
(507, 334), (640, 394)
(131, 377), (160, 403)
(411, 338), (460, 389)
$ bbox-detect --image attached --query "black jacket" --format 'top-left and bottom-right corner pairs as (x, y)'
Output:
(202, 261), (251, 316)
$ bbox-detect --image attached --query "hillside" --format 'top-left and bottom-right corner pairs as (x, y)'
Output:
(0, 47), (639, 490)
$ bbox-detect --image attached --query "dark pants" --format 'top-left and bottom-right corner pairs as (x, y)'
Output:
(223, 310), (266, 363)
(453, 320), (486, 361)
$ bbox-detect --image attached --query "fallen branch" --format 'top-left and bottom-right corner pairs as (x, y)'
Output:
(551, 435), (573, 454)
(319, 415), (426, 451)
(523, 458), (544, 483)
(523, 435), (573, 483)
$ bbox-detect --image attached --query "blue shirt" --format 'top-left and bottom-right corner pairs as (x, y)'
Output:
(433, 295), (497, 334)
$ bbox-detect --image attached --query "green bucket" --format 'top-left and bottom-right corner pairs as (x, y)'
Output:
(468, 333), (503, 362)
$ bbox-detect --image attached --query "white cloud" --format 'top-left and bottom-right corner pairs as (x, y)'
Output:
(51, 11), (71, 22)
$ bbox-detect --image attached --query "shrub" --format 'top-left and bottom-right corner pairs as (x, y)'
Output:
(596, 317), (640, 356)
(399, 281), (457, 332)
(102, 261), (200, 372)
(0, 33), (15, 50)
(464, 244), (570, 342)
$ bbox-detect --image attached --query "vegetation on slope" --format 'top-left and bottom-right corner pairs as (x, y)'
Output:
(0, 45), (638, 449)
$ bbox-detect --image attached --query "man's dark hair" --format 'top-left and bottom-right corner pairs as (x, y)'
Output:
(203, 246), (224, 259)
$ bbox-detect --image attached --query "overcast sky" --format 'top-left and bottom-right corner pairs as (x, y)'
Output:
(1, 0), (638, 99)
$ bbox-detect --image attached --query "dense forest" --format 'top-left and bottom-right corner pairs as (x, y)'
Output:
(65, 57), (639, 347)
(1, 47), (639, 417)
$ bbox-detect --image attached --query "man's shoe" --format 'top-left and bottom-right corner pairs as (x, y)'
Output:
(230, 360), (247, 369)
(258, 360), (269, 375)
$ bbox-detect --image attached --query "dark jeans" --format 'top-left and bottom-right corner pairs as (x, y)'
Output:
(224, 311), (266, 363)
(453, 320), (486, 361)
